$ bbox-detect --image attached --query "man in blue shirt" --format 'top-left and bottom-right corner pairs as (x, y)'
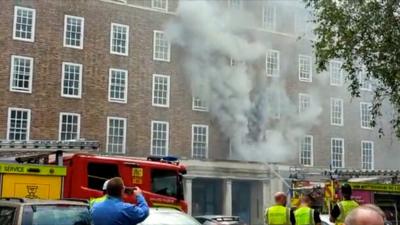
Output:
(91, 177), (149, 225)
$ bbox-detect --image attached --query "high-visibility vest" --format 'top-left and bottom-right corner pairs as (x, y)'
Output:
(265, 205), (291, 225)
(336, 200), (359, 225)
(89, 195), (107, 208)
(294, 206), (315, 225)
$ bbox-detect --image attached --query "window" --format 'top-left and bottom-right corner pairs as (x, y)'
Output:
(331, 138), (344, 169)
(0, 206), (16, 225)
(361, 141), (374, 170)
(10, 55), (33, 93)
(106, 117), (127, 154)
(299, 93), (311, 114)
(61, 62), (82, 98)
(152, 74), (170, 107)
(59, 113), (80, 141)
(13, 6), (36, 42)
(151, 121), (169, 156)
(299, 135), (313, 166)
(263, 5), (276, 31)
(266, 50), (280, 77)
(151, 0), (168, 11)
(229, 0), (242, 9)
(110, 23), (129, 56)
(192, 97), (208, 111)
(359, 69), (372, 91)
(192, 125), (209, 159)
(64, 15), (84, 49)
(331, 98), (343, 126)
(299, 55), (312, 82)
(108, 69), (128, 103)
(151, 170), (178, 198)
(360, 102), (373, 129)
(153, 30), (171, 62)
(7, 108), (31, 141)
(87, 163), (119, 190)
(330, 61), (343, 86)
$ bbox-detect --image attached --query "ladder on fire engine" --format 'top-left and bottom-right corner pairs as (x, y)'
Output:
(0, 140), (99, 166)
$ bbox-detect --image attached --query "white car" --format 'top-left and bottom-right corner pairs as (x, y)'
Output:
(139, 208), (201, 225)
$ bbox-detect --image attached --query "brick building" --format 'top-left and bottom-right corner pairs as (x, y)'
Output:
(0, 0), (399, 224)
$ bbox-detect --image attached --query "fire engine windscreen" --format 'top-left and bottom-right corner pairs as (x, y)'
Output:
(151, 169), (183, 200)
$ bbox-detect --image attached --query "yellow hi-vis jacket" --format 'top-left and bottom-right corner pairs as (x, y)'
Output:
(89, 195), (107, 208)
(336, 200), (359, 225)
(294, 206), (315, 225)
(265, 205), (291, 225)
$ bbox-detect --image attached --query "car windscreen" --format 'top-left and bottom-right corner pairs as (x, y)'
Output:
(151, 169), (178, 198)
(22, 204), (91, 225)
(140, 210), (201, 225)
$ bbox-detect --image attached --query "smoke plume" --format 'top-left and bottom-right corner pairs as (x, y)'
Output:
(166, 0), (322, 162)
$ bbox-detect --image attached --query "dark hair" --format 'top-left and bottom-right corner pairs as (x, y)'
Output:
(341, 183), (352, 196)
(106, 177), (124, 197)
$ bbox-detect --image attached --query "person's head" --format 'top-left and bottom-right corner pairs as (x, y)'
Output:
(274, 192), (287, 206)
(102, 179), (110, 194)
(344, 205), (385, 225)
(300, 195), (312, 206)
(106, 177), (125, 198)
(341, 183), (352, 199)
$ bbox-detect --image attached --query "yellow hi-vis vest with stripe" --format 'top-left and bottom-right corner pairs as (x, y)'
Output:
(336, 200), (359, 225)
(265, 205), (291, 225)
(294, 206), (315, 225)
(89, 195), (107, 208)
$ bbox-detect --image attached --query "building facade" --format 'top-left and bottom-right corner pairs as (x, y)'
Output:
(0, 0), (399, 224)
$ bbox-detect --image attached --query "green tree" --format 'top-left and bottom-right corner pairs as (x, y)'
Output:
(304, 0), (400, 137)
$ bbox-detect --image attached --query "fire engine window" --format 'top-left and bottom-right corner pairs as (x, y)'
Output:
(87, 163), (119, 190)
(151, 169), (178, 198)
(0, 206), (16, 225)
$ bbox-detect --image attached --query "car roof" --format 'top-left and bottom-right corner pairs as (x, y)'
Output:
(195, 215), (240, 220)
(0, 198), (89, 206)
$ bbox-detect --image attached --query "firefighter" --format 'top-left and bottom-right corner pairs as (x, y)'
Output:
(330, 183), (359, 225)
(90, 179), (110, 208)
(265, 192), (291, 225)
(293, 195), (321, 225)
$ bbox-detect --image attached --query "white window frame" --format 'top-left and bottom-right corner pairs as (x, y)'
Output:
(108, 68), (128, 103)
(63, 15), (85, 49)
(151, 0), (168, 11)
(229, 0), (242, 9)
(150, 120), (169, 156)
(13, 6), (36, 42)
(152, 74), (170, 108)
(361, 140), (374, 170)
(191, 124), (209, 159)
(110, 23), (129, 56)
(298, 55), (312, 82)
(262, 5), (276, 31)
(7, 107), (31, 141)
(299, 93), (311, 114)
(299, 135), (313, 166)
(359, 69), (372, 91)
(58, 112), (81, 141)
(192, 97), (208, 112)
(153, 30), (171, 62)
(10, 55), (34, 93)
(330, 60), (343, 86)
(331, 138), (345, 169)
(330, 97), (344, 126)
(266, 49), (280, 77)
(360, 102), (373, 129)
(61, 62), (83, 98)
(106, 116), (127, 154)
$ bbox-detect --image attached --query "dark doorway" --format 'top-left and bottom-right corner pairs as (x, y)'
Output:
(192, 178), (223, 216)
(232, 181), (251, 225)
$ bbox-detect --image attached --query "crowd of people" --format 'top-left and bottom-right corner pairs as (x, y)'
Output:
(265, 184), (387, 225)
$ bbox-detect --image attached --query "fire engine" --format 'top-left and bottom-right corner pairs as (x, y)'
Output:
(289, 166), (400, 225)
(0, 140), (188, 212)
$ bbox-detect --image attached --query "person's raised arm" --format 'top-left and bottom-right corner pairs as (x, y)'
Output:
(123, 187), (150, 224)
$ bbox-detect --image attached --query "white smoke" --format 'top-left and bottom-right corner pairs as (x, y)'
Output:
(166, 0), (322, 162)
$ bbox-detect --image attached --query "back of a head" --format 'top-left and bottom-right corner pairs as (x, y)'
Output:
(344, 205), (385, 225)
(301, 195), (312, 205)
(274, 192), (287, 205)
(106, 177), (124, 197)
(341, 183), (352, 198)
